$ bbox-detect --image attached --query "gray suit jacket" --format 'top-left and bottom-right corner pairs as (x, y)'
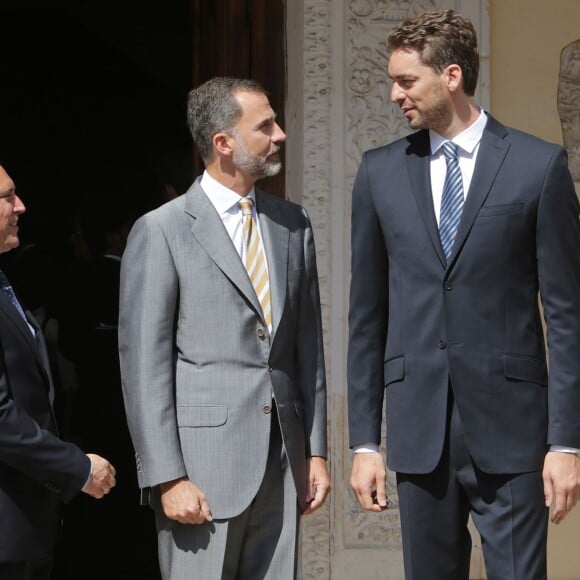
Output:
(348, 115), (580, 475)
(119, 178), (327, 518)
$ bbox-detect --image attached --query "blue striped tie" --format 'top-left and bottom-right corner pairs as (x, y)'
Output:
(0, 268), (28, 322)
(439, 142), (464, 263)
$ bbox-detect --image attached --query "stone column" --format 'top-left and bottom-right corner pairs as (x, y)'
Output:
(286, 2), (490, 578)
(558, 39), (580, 188)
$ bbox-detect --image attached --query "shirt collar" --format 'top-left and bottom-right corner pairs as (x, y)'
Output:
(430, 108), (488, 156)
(200, 170), (256, 214)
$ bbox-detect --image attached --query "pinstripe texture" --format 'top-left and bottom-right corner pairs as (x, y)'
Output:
(119, 178), (327, 521)
(439, 141), (464, 263)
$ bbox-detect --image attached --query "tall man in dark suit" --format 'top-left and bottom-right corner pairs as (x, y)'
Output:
(348, 10), (580, 580)
(120, 77), (330, 579)
(0, 163), (116, 580)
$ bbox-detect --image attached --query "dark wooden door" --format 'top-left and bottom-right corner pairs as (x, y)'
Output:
(190, 0), (286, 197)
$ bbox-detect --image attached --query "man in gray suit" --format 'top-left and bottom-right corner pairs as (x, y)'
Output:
(348, 10), (580, 580)
(119, 77), (330, 579)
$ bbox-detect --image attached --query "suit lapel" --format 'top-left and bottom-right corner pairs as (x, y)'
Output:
(184, 180), (264, 323)
(0, 294), (51, 385)
(448, 116), (510, 267)
(256, 190), (288, 338)
(406, 131), (447, 268)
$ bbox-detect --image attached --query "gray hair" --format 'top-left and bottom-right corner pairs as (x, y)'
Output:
(186, 77), (267, 162)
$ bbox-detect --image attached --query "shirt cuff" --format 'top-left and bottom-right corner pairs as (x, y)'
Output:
(81, 464), (93, 491)
(549, 445), (579, 455)
(354, 443), (380, 453)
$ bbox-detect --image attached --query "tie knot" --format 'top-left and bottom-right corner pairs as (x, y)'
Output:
(442, 141), (458, 161)
(239, 197), (254, 216)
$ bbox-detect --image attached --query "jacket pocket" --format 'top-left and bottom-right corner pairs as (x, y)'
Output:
(384, 355), (405, 387)
(503, 354), (548, 386)
(479, 202), (523, 217)
(176, 404), (228, 427)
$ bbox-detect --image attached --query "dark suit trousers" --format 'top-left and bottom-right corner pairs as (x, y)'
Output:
(396, 390), (548, 580)
(0, 558), (52, 580)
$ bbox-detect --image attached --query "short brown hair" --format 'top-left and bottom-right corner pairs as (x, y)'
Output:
(186, 77), (267, 162)
(387, 9), (479, 96)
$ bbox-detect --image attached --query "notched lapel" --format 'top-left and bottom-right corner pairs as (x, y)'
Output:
(406, 132), (447, 268)
(449, 119), (510, 267)
(257, 191), (289, 338)
(185, 182), (264, 322)
(0, 295), (48, 378)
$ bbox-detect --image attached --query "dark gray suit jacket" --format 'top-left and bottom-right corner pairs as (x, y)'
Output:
(0, 293), (90, 562)
(119, 179), (327, 518)
(348, 115), (580, 475)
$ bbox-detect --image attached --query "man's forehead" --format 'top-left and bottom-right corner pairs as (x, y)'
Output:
(0, 166), (15, 193)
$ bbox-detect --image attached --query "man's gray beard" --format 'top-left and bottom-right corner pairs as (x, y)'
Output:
(233, 141), (282, 178)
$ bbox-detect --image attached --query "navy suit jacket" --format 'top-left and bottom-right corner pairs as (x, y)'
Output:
(0, 290), (90, 562)
(348, 115), (580, 475)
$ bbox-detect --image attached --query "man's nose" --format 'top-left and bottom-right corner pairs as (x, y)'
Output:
(390, 82), (403, 103)
(272, 122), (286, 143)
(14, 195), (26, 214)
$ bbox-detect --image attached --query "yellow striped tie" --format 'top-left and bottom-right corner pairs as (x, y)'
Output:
(239, 197), (272, 332)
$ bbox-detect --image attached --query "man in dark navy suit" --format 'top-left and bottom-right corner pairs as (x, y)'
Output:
(348, 10), (580, 580)
(0, 163), (116, 580)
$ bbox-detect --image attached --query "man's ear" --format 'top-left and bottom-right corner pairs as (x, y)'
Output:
(213, 132), (235, 157)
(446, 64), (463, 93)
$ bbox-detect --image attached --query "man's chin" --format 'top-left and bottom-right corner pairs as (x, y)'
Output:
(258, 161), (282, 178)
(0, 237), (19, 254)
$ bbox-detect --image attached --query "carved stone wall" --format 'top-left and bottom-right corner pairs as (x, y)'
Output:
(287, 1), (490, 578)
(558, 39), (580, 183)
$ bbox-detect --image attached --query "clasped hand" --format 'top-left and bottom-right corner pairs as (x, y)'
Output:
(83, 453), (117, 499)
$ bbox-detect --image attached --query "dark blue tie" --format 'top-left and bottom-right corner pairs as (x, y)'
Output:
(439, 141), (464, 263)
(0, 268), (28, 322)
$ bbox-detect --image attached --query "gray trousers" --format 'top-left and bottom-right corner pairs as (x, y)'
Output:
(155, 412), (299, 580)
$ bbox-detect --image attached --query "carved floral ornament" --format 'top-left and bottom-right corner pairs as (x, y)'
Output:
(558, 39), (580, 182)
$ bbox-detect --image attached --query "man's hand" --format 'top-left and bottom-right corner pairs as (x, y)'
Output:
(82, 454), (116, 499)
(159, 478), (213, 524)
(543, 451), (580, 524)
(350, 452), (388, 512)
(302, 456), (331, 515)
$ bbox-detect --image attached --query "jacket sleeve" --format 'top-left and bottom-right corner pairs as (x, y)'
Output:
(119, 213), (187, 490)
(295, 207), (327, 458)
(536, 146), (580, 449)
(347, 152), (389, 448)
(0, 339), (90, 503)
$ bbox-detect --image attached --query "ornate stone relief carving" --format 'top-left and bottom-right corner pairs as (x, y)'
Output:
(298, 2), (333, 578)
(558, 39), (580, 182)
(293, 0), (489, 576)
(344, 0), (438, 549)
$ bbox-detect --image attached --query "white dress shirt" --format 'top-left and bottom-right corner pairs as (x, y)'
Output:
(200, 171), (270, 271)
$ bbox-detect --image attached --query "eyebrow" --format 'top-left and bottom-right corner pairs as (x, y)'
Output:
(255, 113), (277, 128)
(0, 188), (16, 199)
(389, 73), (418, 81)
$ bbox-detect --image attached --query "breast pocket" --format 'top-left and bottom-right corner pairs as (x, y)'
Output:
(478, 202), (523, 218)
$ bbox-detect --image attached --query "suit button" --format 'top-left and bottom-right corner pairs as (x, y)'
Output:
(263, 404), (272, 414)
(444, 282), (453, 291)
(257, 328), (265, 340)
(438, 340), (447, 349)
